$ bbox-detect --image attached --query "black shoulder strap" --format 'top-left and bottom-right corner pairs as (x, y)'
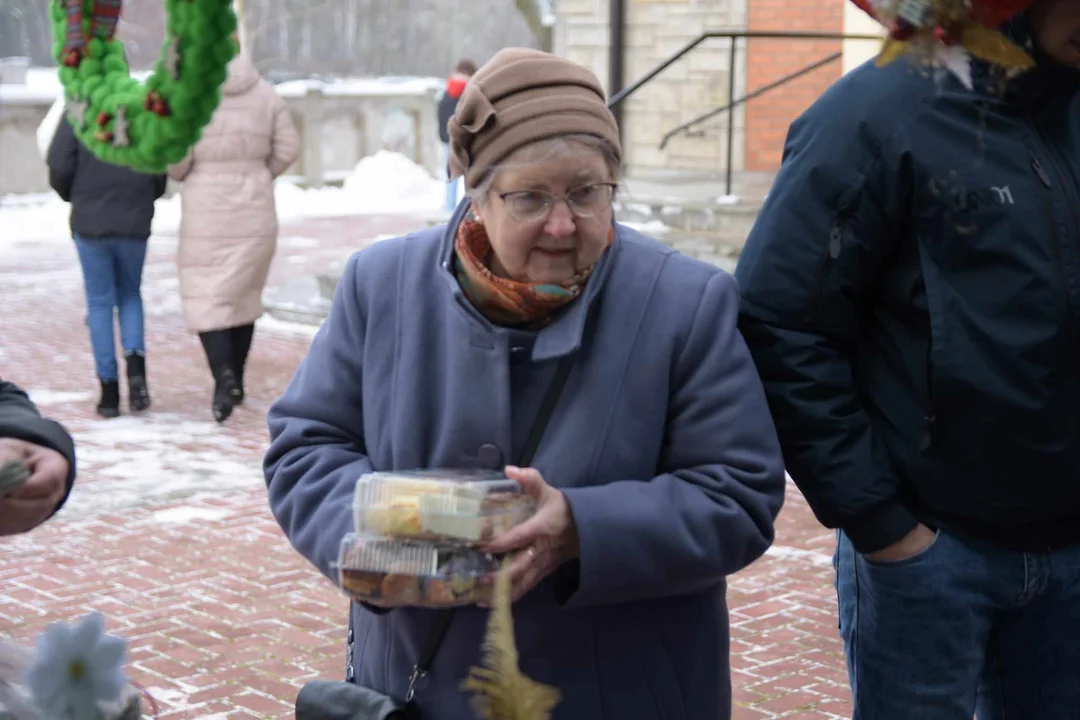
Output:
(404, 351), (575, 703)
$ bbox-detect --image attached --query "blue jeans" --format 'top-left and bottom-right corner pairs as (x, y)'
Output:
(835, 528), (1080, 719)
(73, 235), (148, 381)
(442, 142), (459, 211)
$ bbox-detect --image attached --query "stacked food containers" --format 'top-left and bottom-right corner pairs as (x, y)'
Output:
(335, 469), (536, 608)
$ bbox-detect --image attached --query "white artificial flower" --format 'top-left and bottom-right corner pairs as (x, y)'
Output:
(23, 612), (128, 720)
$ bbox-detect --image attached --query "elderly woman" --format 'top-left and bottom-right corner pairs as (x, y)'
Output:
(265, 48), (785, 719)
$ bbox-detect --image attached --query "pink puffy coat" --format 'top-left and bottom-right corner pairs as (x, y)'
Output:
(168, 53), (300, 333)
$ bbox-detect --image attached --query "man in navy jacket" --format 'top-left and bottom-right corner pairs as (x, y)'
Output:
(0, 380), (76, 535)
(736, 1), (1080, 717)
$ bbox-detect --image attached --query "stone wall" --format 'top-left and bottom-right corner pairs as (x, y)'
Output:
(0, 71), (445, 196)
(555, 0), (749, 178)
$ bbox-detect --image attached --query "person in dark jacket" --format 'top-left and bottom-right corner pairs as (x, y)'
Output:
(437, 58), (477, 212)
(47, 114), (167, 419)
(0, 379), (76, 536)
(735, 1), (1080, 718)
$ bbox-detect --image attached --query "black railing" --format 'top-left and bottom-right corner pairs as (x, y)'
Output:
(607, 30), (883, 197)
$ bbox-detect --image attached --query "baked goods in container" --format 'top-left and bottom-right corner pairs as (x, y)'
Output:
(336, 533), (498, 608)
(353, 470), (536, 546)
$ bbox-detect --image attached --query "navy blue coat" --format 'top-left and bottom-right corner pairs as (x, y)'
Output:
(736, 25), (1080, 555)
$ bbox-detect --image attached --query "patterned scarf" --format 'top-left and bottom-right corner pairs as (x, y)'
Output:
(453, 219), (611, 329)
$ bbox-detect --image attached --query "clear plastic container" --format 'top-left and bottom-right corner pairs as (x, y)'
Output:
(352, 469), (536, 545)
(335, 533), (498, 608)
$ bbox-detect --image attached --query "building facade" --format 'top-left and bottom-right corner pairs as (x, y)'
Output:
(555, 0), (883, 177)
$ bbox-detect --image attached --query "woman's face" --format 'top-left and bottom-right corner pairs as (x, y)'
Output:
(473, 142), (616, 285)
(1031, 0), (1080, 67)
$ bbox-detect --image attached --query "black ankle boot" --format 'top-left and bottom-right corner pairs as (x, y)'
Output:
(125, 352), (151, 413)
(97, 380), (120, 418)
(231, 371), (245, 406)
(212, 368), (239, 423)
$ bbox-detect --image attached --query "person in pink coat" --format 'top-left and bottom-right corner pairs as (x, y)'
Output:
(169, 48), (300, 422)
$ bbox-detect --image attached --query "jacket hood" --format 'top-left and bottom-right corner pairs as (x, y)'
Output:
(223, 53), (261, 95)
(996, 8), (1080, 105)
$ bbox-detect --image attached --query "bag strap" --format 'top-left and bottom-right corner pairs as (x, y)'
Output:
(403, 352), (575, 703)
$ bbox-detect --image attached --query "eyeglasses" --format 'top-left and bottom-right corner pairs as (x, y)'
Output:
(495, 182), (617, 223)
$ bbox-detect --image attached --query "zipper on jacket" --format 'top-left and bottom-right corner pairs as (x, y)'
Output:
(805, 216), (845, 322)
(919, 334), (937, 452)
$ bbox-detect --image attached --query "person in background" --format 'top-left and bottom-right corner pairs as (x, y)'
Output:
(735, 1), (1080, 717)
(0, 379), (76, 536)
(168, 41), (300, 424)
(437, 58), (477, 212)
(46, 114), (165, 419)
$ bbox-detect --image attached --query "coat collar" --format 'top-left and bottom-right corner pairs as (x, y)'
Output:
(984, 12), (1080, 111)
(437, 199), (618, 362)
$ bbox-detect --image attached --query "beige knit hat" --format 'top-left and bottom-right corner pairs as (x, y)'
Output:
(447, 47), (622, 189)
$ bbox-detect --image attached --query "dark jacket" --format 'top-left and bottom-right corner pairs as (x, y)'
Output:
(0, 379), (77, 517)
(46, 115), (167, 241)
(735, 20), (1080, 555)
(437, 74), (469, 144)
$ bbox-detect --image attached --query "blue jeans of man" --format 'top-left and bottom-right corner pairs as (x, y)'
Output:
(73, 234), (148, 381)
(835, 528), (1080, 719)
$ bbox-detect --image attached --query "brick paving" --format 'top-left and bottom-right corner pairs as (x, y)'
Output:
(0, 208), (851, 719)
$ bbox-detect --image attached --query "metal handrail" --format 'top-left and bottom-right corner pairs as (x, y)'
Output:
(658, 52), (843, 150)
(607, 30), (883, 197)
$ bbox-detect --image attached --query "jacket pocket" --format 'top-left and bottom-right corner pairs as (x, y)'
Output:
(915, 238), (946, 454)
(805, 215), (847, 323)
(860, 528), (941, 568)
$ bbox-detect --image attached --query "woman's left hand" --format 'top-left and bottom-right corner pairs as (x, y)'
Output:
(480, 465), (579, 604)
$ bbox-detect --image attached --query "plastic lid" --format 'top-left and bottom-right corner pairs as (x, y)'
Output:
(352, 469), (536, 544)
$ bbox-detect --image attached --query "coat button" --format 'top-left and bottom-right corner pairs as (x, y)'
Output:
(477, 444), (503, 469)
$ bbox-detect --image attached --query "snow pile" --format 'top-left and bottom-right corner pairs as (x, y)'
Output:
(0, 150), (445, 248)
(274, 76), (442, 98)
(339, 149), (445, 212)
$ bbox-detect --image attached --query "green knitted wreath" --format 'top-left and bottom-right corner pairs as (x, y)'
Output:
(50, 0), (238, 173)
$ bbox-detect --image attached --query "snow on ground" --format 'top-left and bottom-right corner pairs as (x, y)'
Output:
(0, 150), (445, 247)
(58, 414), (263, 516)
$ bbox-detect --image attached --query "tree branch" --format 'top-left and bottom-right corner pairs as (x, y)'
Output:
(514, 0), (553, 52)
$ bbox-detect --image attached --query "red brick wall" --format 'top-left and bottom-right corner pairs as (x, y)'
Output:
(745, 0), (845, 171)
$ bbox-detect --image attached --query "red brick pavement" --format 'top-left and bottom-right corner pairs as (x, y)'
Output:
(0, 210), (851, 719)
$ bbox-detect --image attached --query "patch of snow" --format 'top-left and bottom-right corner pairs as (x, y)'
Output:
(274, 76), (442, 99)
(765, 545), (833, 568)
(0, 68), (63, 104)
(150, 506), (234, 524)
(256, 314), (322, 340)
(140, 687), (190, 707)
(1, 151), (444, 251)
(715, 195), (740, 205)
(59, 414), (263, 517)
(25, 390), (95, 407)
